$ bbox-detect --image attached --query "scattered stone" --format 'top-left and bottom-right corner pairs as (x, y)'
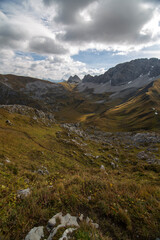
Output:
(111, 162), (116, 169)
(88, 196), (92, 201)
(85, 217), (99, 229)
(37, 166), (49, 175)
(133, 133), (160, 145)
(17, 188), (31, 198)
(146, 159), (160, 164)
(1, 105), (55, 123)
(6, 119), (12, 125)
(114, 157), (119, 162)
(147, 147), (159, 152)
(137, 151), (149, 160)
(59, 228), (77, 240)
(47, 213), (79, 240)
(25, 212), (99, 240)
(79, 214), (84, 221)
(137, 151), (160, 164)
(5, 158), (11, 163)
(91, 223), (99, 229)
(86, 217), (91, 224)
(25, 226), (44, 240)
(47, 212), (79, 230)
(100, 165), (105, 170)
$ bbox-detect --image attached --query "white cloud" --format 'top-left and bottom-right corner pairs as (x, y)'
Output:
(0, 0), (159, 80)
(0, 51), (104, 80)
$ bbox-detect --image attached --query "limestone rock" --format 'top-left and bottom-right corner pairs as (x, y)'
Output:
(37, 166), (49, 175)
(79, 214), (84, 221)
(17, 188), (31, 198)
(47, 212), (79, 240)
(6, 119), (12, 125)
(25, 226), (44, 240)
(25, 212), (99, 240)
(111, 162), (116, 169)
(59, 228), (77, 240)
(100, 165), (105, 171)
(5, 158), (11, 163)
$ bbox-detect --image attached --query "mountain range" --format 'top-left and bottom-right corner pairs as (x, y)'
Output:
(0, 58), (160, 240)
(0, 58), (160, 131)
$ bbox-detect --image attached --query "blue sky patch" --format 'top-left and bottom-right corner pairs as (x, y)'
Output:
(15, 51), (46, 61)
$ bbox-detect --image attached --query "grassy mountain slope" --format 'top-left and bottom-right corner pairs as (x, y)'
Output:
(0, 107), (160, 239)
(1, 74), (160, 133)
(84, 79), (160, 131)
(0, 74), (73, 113)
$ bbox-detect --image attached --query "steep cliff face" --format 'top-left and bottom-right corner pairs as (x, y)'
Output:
(82, 58), (160, 86)
(77, 58), (160, 99)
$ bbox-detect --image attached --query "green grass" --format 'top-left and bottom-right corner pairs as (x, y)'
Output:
(0, 108), (160, 240)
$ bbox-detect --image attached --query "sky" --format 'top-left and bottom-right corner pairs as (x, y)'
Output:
(0, 0), (160, 81)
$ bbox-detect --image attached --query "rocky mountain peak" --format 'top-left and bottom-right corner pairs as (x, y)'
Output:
(68, 75), (81, 84)
(82, 58), (160, 86)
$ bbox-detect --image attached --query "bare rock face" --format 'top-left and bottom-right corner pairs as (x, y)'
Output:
(82, 58), (160, 86)
(68, 75), (81, 84)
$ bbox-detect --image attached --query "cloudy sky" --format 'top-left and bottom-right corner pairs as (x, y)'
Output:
(0, 0), (160, 80)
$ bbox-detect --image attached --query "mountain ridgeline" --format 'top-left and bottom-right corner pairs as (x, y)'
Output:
(1, 58), (160, 240)
(82, 58), (160, 85)
(0, 58), (160, 131)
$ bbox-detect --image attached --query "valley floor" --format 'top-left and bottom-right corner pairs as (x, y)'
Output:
(0, 108), (160, 240)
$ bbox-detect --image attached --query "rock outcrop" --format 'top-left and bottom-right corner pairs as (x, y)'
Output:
(25, 212), (99, 240)
(82, 58), (160, 86)
(25, 227), (44, 240)
(68, 75), (81, 84)
(77, 58), (160, 98)
(0, 105), (55, 123)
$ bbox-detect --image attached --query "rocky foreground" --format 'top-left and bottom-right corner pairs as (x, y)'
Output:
(0, 106), (160, 240)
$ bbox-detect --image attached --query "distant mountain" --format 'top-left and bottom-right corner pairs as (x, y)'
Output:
(82, 58), (160, 85)
(78, 58), (160, 100)
(0, 74), (70, 112)
(68, 75), (81, 84)
(1, 58), (160, 131)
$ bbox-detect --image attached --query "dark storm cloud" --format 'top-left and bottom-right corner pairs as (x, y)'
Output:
(43, 0), (96, 24)
(0, 19), (28, 49)
(44, 0), (158, 46)
(29, 36), (68, 55)
(62, 0), (153, 44)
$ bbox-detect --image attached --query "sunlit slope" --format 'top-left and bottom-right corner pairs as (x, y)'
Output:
(85, 79), (160, 131)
